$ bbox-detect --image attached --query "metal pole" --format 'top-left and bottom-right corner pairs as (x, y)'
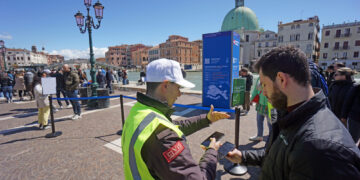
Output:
(235, 107), (240, 148)
(45, 96), (62, 138)
(86, 7), (99, 108)
(224, 106), (247, 176)
(120, 95), (125, 126)
(117, 94), (125, 135)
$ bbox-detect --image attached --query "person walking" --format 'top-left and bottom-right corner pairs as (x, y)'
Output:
(122, 59), (230, 180)
(0, 72), (13, 103)
(105, 68), (114, 94)
(328, 67), (356, 124)
(226, 46), (360, 179)
(248, 77), (272, 142)
(14, 71), (26, 101)
(63, 64), (81, 120)
(122, 69), (128, 85)
(24, 70), (35, 100)
(33, 76), (50, 130)
(54, 69), (71, 109)
(78, 68), (88, 87)
(117, 69), (123, 83)
(96, 69), (106, 88)
(240, 68), (253, 115)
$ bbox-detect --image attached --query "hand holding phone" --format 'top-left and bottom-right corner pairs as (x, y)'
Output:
(201, 131), (224, 147)
(217, 141), (235, 160)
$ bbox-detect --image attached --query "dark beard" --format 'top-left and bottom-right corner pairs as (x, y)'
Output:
(270, 84), (288, 111)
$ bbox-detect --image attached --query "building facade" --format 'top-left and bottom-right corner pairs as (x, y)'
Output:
(318, 21), (360, 70)
(159, 35), (201, 66)
(131, 46), (151, 67)
(148, 45), (160, 62)
(47, 54), (64, 65)
(105, 45), (128, 67)
(277, 16), (321, 61)
(254, 30), (277, 59)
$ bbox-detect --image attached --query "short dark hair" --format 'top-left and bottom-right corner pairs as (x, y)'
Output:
(254, 46), (310, 86)
(146, 82), (162, 95)
(241, 68), (249, 73)
(328, 65), (334, 70)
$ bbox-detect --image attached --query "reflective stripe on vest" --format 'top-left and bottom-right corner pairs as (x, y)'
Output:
(128, 112), (157, 180)
(123, 106), (184, 180)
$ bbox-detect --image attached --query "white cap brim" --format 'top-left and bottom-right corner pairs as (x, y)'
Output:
(175, 79), (195, 88)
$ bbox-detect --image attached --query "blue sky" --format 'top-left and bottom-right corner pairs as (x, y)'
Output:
(1, 0), (359, 59)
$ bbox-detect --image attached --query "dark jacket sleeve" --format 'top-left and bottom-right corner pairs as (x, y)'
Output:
(241, 149), (266, 166)
(288, 140), (360, 180)
(142, 125), (218, 180)
(341, 86), (357, 119)
(173, 114), (211, 136)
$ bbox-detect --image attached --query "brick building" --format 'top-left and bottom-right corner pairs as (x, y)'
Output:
(105, 44), (149, 67)
(131, 46), (151, 67)
(105, 45), (128, 67)
(159, 35), (201, 66)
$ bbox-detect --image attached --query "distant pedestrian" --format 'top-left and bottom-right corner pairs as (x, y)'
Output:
(78, 69), (87, 86)
(63, 64), (81, 120)
(33, 76), (50, 130)
(117, 69), (123, 83)
(248, 77), (271, 141)
(96, 69), (106, 88)
(54, 69), (71, 109)
(105, 68), (114, 93)
(24, 70), (35, 100)
(240, 68), (253, 115)
(328, 67), (356, 124)
(14, 71), (26, 101)
(122, 69), (128, 85)
(138, 70), (146, 85)
(326, 65), (335, 86)
(1, 72), (13, 103)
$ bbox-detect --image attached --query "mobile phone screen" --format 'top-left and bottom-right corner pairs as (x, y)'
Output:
(201, 131), (224, 147)
(218, 141), (235, 160)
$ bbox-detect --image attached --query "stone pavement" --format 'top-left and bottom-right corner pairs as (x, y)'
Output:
(0, 90), (271, 180)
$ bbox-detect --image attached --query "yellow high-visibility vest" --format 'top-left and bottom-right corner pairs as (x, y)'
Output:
(122, 102), (184, 180)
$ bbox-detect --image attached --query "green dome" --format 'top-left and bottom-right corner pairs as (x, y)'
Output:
(221, 6), (259, 31)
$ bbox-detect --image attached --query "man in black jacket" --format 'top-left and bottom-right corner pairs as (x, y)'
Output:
(226, 46), (360, 179)
(240, 68), (253, 115)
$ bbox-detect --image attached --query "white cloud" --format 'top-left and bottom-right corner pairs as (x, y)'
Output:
(50, 47), (108, 60)
(0, 33), (13, 40)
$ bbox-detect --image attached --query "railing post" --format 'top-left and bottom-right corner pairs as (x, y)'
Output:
(45, 96), (62, 138)
(224, 106), (247, 176)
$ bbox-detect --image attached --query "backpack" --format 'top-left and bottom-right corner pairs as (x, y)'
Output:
(309, 61), (328, 96)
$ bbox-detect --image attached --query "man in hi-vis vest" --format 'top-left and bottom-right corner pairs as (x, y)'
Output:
(122, 58), (230, 180)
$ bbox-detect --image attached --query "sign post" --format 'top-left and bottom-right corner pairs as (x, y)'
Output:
(42, 77), (62, 138)
(202, 31), (240, 109)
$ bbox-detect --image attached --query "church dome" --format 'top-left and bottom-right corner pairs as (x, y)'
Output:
(221, 3), (259, 31)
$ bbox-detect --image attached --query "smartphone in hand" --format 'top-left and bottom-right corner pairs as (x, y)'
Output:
(201, 131), (224, 147)
(217, 141), (235, 160)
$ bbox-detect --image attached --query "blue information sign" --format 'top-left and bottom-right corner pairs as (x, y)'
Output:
(202, 31), (240, 109)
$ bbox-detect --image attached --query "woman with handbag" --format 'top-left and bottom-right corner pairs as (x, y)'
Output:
(249, 77), (272, 141)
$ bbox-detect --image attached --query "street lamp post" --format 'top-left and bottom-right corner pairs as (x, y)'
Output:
(0, 40), (7, 71)
(74, 0), (104, 107)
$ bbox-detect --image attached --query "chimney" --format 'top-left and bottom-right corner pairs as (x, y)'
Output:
(31, 45), (37, 53)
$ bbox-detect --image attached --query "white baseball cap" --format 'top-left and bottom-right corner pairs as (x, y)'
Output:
(146, 58), (195, 88)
